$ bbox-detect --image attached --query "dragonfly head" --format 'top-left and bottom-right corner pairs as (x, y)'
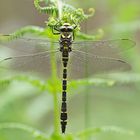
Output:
(60, 23), (74, 32)
(60, 23), (74, 39)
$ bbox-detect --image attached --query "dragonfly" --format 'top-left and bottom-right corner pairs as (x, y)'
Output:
(0, 23), (135, 133)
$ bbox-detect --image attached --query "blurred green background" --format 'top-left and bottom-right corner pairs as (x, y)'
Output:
(0, 0), (140, 140)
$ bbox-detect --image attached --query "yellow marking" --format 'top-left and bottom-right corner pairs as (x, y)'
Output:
(62, 58), (68, 59)
(62, 34), (66, 38)
(64, 46), (68, 49)
(63, 67), (67, 69)
(63, 23), (70, 26)
(63, 90), (66, 92)
(67, 35), (71, 38)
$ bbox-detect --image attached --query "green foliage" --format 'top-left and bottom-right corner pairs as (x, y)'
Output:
(0, 123), (48, 140)
(69, 78), (115, 90)
(34, 0), (58, 15)
(0, 79), (11, 89)
(0, 26), (44, 42)
(34, 0), (94, 28)
(116, 3), (140, 22)
(0, 1), (96, 43)
(0, 0), (97, 43)
(103, 72), (140, 84)
(77, 126), (134, 139)
(0, 123), (134, 140)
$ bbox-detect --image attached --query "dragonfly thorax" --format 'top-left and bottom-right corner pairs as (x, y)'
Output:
(59, 23), (73, 51)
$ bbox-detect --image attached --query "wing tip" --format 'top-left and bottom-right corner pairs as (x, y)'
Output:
(121, 38), (136, 47)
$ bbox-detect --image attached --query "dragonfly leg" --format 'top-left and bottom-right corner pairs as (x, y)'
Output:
(52, 26), (60, 35)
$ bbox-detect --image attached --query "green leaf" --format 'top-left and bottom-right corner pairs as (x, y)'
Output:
(69, 78), (115, 90)
(12, 75), (47, 91)
(76, 29), (104, 40)
(0, 26), (44, 42)
(9, 75), (62, 94)
(0, 122), (48, 140)
(77, 126), (134, 139)
(104, 72), (140, 84)
(50, 133), (74, 140)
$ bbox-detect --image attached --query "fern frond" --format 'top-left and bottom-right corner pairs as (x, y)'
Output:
(0, 122), (48, 140)
(34, 0), (58, 15)
(77, 126), (134, 139)
(34, 0), (95, 29)
(76, 29), (104, 40)
(11, 75), (47, 91)
(0, 26), (44, 42)
(69, 78), (115, 90)
(103, 72), (140, 84)
(11, 75), (61, 93)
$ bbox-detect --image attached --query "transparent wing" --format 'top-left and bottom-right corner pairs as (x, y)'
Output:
(0, 35), (61, 77)
(67, 39), (134, 79)
(72, 39), (135, 58)
(0, 34), (59, 54)
(0, 50), (62, 78)
(68, 50), (131, 79)
(0, 35), (135, 79)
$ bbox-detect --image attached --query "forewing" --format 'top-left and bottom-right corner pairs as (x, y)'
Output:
(0, 34), (59, 54)
(72, 39), (135, 58)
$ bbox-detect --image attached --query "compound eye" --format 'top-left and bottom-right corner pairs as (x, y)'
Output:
(60, 28), (66, 32)
(67, 28), (73, 32)
(60, 26), (66, 32)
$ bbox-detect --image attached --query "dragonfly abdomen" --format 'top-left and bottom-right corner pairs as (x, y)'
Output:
(61, 51), (69, 133)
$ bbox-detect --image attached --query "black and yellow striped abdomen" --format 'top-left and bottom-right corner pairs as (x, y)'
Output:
(60, 50), (69, 133)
